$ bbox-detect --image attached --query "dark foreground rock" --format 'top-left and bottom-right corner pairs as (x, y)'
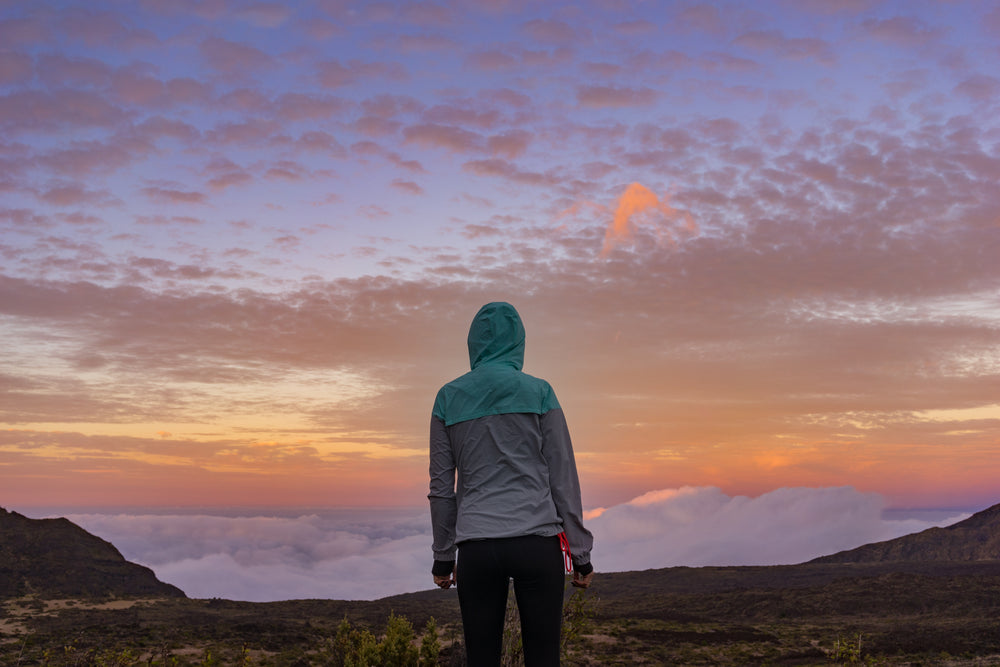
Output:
(0, 507), (185, 599)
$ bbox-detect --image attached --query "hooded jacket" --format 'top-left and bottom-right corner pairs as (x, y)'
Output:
(428, 302), (593, 572)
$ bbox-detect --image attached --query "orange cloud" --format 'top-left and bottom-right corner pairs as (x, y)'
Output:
(602, 182), (696, 255)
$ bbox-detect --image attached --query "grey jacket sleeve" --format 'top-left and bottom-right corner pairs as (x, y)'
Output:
(428, 415), (458, 561)
(540, 408), (593, 568)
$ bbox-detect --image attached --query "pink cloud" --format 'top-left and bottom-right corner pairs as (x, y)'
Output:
(614, 19), (656, 35)
(0, 52), (32, 85)
(36, 54), (112, 88)
(140, 186), (209, 205)
(628, 49), (693, 73)
(577, 85), (658, 108)
(353, 116), (401, 137)
(466, 50), (518, 71)
(316, 59), (407, 88)
(166, 77), (213, 105)
(274, 93), (349, 121)
(0, 15), (52, 46)
(136, 117), (201, 143)
(205, 119), (280, 146)
(423, 103), (501, 129)
(521, 18), (580, 44)
(693, 117), (743, 143)
(388, 153), (426, 174)
(403, 123), (483, 152)
(858, 16), (943, 47)
(110, 69), (167, 107)
(59, 212), (104, 226)
(0, 90), (127, 131)
(480, 87), (532, 108)
(395, 34), (460, 52)
(37, 140), (147, 177)
(1, 208), (52, 229)
(234, 2), (292, 27)
(59, 8), (159, 49)
(135, 215), (204, 226)
(520, 46), (574, 68)
(141, 0), (228, 20)
(953, 74), (1000, 102)
(985, 6), (1000, 37)
(487, 129), (532, 159)
(200, 36), (273, 74)
(217, 88), (272, 113)
(296, 131), (347, 155)
(300, 16), (344, 40)
(390, 179), (425, 196)
(361, 94), (424, 118)
(38, 183), (119, 207)
(732, 30), (835, 64)
(206, 167), (253, 191)
(676, 4), (725, 34)
(791, 0), (880, 15)
(264, 160), (308, 182)
(463, 158), (559, 187)
(581, 61), (622, 78)
(398, 3), (455, 26)
(701, 52), (762, 73)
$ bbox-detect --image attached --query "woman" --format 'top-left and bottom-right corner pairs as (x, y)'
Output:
(428, 302), (594, 666)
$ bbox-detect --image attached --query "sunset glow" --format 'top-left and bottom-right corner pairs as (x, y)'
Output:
(2, 0), (999, 516)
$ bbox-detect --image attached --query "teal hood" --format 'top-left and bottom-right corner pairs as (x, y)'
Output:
(433, 302), (560, 426)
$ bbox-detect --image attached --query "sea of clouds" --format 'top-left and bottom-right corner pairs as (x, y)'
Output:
(49, 486), (968, 602)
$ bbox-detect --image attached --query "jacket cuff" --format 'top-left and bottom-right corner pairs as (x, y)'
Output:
(432, 559), (455, 577)
(573, 560), (593, 576)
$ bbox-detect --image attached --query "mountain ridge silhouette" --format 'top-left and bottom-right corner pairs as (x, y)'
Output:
(0, 507), (185, 599)
(810, 501), (1000, 563)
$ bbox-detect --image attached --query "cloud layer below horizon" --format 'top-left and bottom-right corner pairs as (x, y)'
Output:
(45, 486), (970, 602)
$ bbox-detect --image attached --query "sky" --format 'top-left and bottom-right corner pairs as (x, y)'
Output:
(3, 0), (1000, 529)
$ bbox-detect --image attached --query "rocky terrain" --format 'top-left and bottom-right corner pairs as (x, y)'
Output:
(0, 508), (184, 600)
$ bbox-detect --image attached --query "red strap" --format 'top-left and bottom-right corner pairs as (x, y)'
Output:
(558, 532), (572, 573)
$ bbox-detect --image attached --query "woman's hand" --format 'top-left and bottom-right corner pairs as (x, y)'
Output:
(434, 566), (456, 589)
(571, 570), (594, 588)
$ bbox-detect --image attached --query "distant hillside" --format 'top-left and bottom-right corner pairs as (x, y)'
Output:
(0, 507), (185, 599)
(810, 502), (1000, 564)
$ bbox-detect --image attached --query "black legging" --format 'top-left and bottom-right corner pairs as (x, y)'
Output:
(457, 534), (564, 666)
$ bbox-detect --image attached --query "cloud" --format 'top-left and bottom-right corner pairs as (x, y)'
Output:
(234, 2), (292, 28)
(391, 179), (425, 195)
(953, 74), (1000, 102)
(601, 182), (696, 254)
(487, 129), (532, 158)
(0, 15), (52, 46)
(462, 158), (559, 187)
(37, 183), (120, 208)
(577, 85), (659, 109)
(466, 50), (519, 71)
(43, 487), (967, 602)
(200, 36), (274, 75)
(0, 52), (33, 85)
(521, 18), (580, 44)
(588, 487), (968, 571)
(141, 186), (209, 205)
(732, 30), (835, 64)
(403, 123), (484, 152)
(0, 90), (127, 132)
(316, 60), (407, 88)
(857, 16), (943, 47)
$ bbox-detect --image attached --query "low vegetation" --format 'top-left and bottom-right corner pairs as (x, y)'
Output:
(5, 561), (1000, 666)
